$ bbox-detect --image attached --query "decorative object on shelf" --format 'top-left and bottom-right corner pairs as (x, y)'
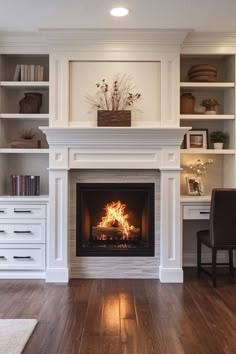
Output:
(86, 74), (141, 127)
(210, 130), (228, 149)
(186, 176), (204, 196)
(185, 129), (208, 149)
(180, 93), (195, 114)
(11, 175), (40, 196)
(188, 158), (214, 176)
(19, 92), (42, 113)
(188, 64), (218, 82)
(8, 128), (41, 149)
(185, 158), (213, 196)
(97, 110), (131, 127)
(13, 64), (44, 81)
(200, 98), (219, 114)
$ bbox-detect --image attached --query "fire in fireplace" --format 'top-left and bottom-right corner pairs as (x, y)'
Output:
(76, 183), (155, 256)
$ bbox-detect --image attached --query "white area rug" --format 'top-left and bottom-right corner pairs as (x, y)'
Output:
(0, 319), (37, 354)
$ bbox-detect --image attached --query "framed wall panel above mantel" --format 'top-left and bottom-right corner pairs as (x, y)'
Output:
(69, 61), (161, 127)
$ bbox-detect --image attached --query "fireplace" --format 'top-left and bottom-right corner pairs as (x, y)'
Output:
(76, 183), (155, 256)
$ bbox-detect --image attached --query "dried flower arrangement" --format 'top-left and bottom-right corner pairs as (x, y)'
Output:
(86, 74), (141, 111)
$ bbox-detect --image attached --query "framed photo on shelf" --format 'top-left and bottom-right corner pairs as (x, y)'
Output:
(186, 129), (208, 149)
(186, 176), (204, 196)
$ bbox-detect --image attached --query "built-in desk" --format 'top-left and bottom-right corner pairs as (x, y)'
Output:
(181, 195), (211, 220)
(180, 195), (211, 266)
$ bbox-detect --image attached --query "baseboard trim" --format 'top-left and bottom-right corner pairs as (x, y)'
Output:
(46, 268), (69, 283)
(159, 267), (183, 283)
(0, 271), (46, 279)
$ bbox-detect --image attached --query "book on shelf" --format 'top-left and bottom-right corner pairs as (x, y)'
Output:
(10, 175), (40, 196)
(13, 64), (44, 81)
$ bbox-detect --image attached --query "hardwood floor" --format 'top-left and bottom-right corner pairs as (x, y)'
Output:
(0, 269), (236, 353)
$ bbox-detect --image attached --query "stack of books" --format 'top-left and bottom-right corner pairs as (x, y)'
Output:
(11, 175), (40, 196)
(13, 64), (44, 81)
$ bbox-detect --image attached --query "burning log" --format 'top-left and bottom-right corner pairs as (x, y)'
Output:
(92, 226), (140, 240)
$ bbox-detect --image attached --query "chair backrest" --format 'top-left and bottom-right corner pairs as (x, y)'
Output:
(210, 188), (236, 246)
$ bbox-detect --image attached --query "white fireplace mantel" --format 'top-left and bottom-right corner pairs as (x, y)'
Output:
(42, 126), (189, 283)
(42, 126), (189, 170)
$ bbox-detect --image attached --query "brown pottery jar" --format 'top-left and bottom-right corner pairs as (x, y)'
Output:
(180, 93), (195, 114)
(19, 92), (42, 114)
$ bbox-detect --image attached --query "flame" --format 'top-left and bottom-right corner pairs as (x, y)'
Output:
(98, 200), (133, 237)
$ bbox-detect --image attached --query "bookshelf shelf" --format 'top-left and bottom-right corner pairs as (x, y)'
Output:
(0, 148), (49, 154)
(180, 114), (235, 120)
(0, 113), (49, 120)
(180, 82), (235, 89)
(181, 149), (235, 155)
(0, 81), (49, 88)
(0, 195), (49, 202)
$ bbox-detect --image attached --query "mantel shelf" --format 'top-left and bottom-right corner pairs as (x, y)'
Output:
(181, 149), (235, 155)
(0, 148), (49, 154)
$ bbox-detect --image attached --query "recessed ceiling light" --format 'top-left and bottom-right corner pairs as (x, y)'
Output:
(110, 7), (129, 17)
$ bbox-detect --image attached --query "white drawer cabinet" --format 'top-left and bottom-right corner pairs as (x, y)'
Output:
(0, 204), (46, 219)
(183, 205), (210, 220)
(0, 200), (47, 276)
(0, 220), (45, 243)
(0, 244), (45, 270)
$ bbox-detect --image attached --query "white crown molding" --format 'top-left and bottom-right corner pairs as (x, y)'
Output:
(41, 127), (189, 149)
(39, 28), (191, 52)
(0, 31), (48, 53)
(182, 32), (236, 53)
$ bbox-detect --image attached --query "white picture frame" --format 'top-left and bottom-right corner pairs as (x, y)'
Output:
(186, 129), (208, 149)
(186, 176), (204, 195)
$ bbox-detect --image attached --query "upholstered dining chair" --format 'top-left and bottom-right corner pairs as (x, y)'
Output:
(197, 188), (236, 286)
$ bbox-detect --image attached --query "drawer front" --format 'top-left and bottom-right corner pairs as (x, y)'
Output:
(0, 221), (45, 243)
(0, 244), (45, 270)
(183, 205), (210, 220)
(0, 204), (46, 219)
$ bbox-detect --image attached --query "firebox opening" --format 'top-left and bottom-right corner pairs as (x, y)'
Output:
(76, 183), (155, 257)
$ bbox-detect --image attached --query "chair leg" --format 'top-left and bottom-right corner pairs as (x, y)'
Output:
(212, 249), (217, 287)
(197, 238), (201, 275)
(229, 250), (234, 273)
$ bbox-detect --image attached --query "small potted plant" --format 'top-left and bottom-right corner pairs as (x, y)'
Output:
(200, 98), (219, 114)
(8, 129), (41, 149)
(210, 130), (228, 149)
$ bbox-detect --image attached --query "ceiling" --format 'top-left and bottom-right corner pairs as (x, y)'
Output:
(0, 0), (236, 33)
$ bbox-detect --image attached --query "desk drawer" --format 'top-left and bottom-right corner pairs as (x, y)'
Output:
(0, 244), (45, 270)
(0, 220), (45, 243)
(183, 205), (210, 220)
(0, 204), (46, 219)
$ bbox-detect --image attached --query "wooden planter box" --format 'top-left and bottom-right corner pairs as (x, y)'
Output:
(97, 110), (131, 127)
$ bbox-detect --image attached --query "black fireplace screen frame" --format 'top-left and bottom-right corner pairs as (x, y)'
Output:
(76, 183), (155, 257)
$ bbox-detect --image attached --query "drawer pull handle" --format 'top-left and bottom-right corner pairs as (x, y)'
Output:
(14, 231), (31, 234)
(200, 211), (210, 215)
(0, 256), (5, 259)
(14, 210), (32, 213)
(0, 210), (5, 213)
(13, 256), (32, 259)
(0, 230), (4, 233)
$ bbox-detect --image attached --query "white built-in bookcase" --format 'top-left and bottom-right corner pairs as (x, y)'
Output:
(180, 54), (236, 195)
(0, 54), (49, 196)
